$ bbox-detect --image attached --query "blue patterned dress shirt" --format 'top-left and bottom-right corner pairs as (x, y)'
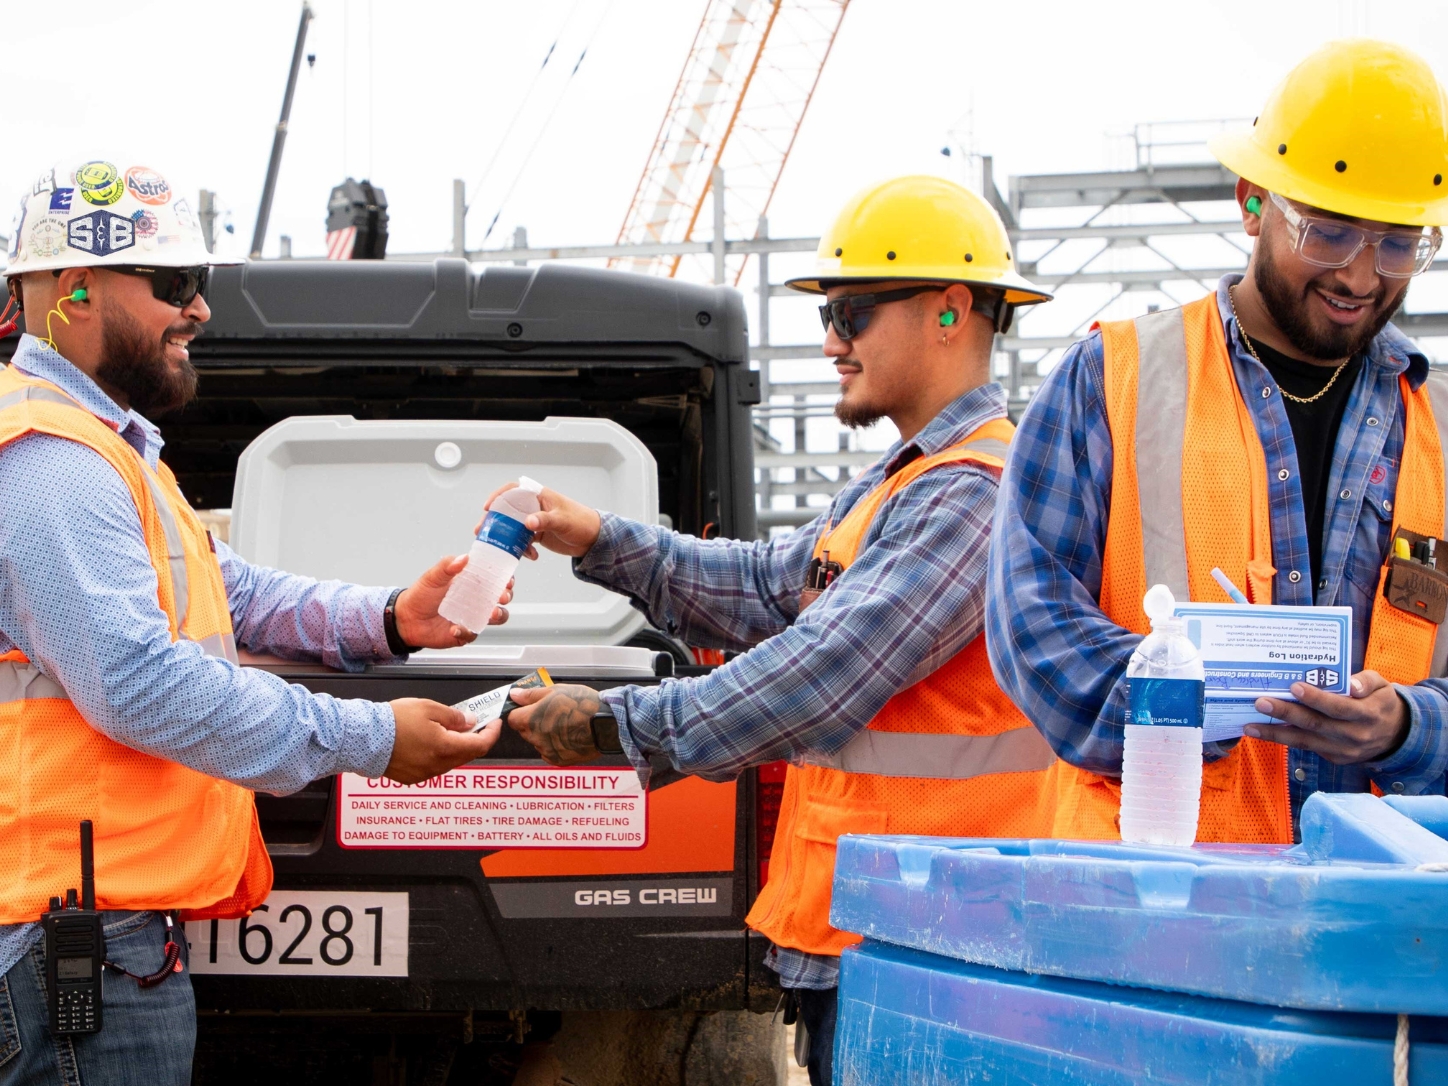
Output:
(0, 334), (401, 978)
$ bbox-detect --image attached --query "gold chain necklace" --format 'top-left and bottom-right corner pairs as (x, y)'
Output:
(1228, 285), (1349, 406)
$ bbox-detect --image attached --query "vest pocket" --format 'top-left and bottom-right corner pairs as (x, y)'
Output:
(791, 799), (890, 950)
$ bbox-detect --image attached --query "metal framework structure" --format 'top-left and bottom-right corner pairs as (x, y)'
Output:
(610, 0), (848, 283)
(392, 129), (1448, 536)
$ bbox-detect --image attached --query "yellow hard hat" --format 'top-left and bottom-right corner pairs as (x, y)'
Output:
(1210, 39), (1448, 227)
(786, 175), (1051, 306)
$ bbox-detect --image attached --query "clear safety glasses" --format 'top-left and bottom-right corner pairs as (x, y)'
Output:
(1268, 191), (1442, 278)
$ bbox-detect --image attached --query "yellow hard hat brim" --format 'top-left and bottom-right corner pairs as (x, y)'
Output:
(784, 268), (1052, 306)
(1210, 130), (1448, 227)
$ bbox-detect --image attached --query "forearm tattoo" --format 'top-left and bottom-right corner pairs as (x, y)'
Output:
(527, 686), (601, 766)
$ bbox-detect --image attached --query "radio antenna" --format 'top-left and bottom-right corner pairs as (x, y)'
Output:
(79, 821), (95, 912)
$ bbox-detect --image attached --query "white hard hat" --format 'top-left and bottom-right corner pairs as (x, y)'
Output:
(4, 159), (243, 277)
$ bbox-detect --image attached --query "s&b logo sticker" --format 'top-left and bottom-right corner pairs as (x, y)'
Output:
(28, 217), (68, 259)
(125, 166), (171, 206)
(68, 210), (135, 256)
(76, 160), (124, 206)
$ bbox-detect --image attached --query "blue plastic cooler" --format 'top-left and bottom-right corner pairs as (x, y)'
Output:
(830, 793), (1448, 1083)
(836, 941), (1448, 1085)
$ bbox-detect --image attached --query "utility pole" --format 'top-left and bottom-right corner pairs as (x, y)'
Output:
(451, 179), (466, 258)
(250, 3), (314, 259)
(711, 166), (726, 285)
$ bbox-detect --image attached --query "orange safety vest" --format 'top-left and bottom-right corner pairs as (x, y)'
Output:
(745, 417), (1056, 957)
(1047, 294), (1448, 844)
(0, 365), (272, 924)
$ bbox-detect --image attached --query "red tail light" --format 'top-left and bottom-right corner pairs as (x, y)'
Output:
(756, 761), (787, 888)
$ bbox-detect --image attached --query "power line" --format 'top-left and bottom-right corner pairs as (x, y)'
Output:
(466, 0), (585, 213)
(479, 0), (617, 244)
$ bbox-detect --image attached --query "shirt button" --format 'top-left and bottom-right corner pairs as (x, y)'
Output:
(1288, 570), (1302, 583)
(1367, 417), (1380, 427)
(1294, 767), (1307, 782)
(1318, 578), (1327, 590)
(1384, 499), (1394, 512)
(1392, 782), (1406, 794)
(1340, 488), (1352, 499)
(1278, 468), (1290, 481)
(1262, 387), (1273, 399)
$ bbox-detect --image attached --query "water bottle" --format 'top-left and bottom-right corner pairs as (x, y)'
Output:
(1119, 583), (1205, 846)
(439, 477), (544, 633)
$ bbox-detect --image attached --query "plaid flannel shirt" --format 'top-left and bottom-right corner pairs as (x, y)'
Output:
(575, 383), (1009, 988)
(987, 275), (1448, 839)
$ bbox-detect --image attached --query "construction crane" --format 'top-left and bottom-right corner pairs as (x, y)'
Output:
(612, 0), (849, 284)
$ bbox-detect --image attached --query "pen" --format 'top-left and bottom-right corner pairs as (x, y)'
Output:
(1211, 567), (1250, 605)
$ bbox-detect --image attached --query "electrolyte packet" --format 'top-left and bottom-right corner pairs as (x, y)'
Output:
(1172, 603), (1352, 742)
(454, 667), (554, 733)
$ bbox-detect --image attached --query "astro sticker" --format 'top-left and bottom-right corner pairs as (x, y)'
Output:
(28, 216), (68, 259)
(67, 210), (135, 256)
(49, 188), (74, 212)
(130, 209), (158, 238)
(76, 160), (124, 206)
(125, 166), (171, 206)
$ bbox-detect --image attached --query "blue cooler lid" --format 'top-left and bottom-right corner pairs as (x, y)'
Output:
(829, 792), (1448, 1015)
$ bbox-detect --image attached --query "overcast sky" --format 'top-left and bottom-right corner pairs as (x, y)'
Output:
(7, 0), (1445, 461)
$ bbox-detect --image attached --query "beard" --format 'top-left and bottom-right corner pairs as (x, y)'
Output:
(1253, 239), (1407, 361)
(834, 396), (884, 430)
(96, 301), (199, 417)
(833, 362), (885, 429)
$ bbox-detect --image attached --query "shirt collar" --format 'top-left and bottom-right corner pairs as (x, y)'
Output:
(1215, 273), (1430, 390)
(881, 382), (1008, 476)
(8, 334), (165, 464)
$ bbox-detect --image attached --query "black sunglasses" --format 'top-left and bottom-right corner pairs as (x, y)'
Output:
(818, 285), (943, 341)
(111, 265), (210, 307)
(819, 284), (1015, 339)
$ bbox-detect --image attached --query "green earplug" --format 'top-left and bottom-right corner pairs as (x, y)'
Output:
(939, 310), (956, 327)
(1245, 195), (1262, 216)
(70, 289), (87, 302)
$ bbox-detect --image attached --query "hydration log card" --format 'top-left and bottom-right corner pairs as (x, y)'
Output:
(1172, 602), (1353, 742)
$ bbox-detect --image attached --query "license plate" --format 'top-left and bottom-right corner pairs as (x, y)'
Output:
(186, 891), (408, 977)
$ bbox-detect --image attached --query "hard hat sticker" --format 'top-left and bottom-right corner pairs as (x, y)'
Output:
(49, 188), (74, 212)
(125, 166), (171, 206)
(30, 168), (56, 197)
(172, 197), (198, 231)
(130, 209), (158, 238)
(28, 217), (67, 259)
(76, 161), (124, 206)
(67, 210), (135, 256)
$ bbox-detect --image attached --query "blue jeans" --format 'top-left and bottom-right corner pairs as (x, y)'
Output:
(796, 986), (837, 1086)
(0, 912), (193, 1086)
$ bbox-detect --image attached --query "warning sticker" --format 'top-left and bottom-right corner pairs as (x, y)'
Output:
(337, 766), (647, 849)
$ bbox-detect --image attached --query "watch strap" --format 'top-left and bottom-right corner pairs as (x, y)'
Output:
(383, 587), (423, 656)
(590, 706), (625, 755)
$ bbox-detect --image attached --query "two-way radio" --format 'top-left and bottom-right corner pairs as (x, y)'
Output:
(41, 821), (105, 1035)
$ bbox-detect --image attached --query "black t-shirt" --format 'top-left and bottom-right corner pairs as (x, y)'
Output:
(1246, 336), (1363, 590)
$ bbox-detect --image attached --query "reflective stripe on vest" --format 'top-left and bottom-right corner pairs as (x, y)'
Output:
(798, 724), (1058, 778)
